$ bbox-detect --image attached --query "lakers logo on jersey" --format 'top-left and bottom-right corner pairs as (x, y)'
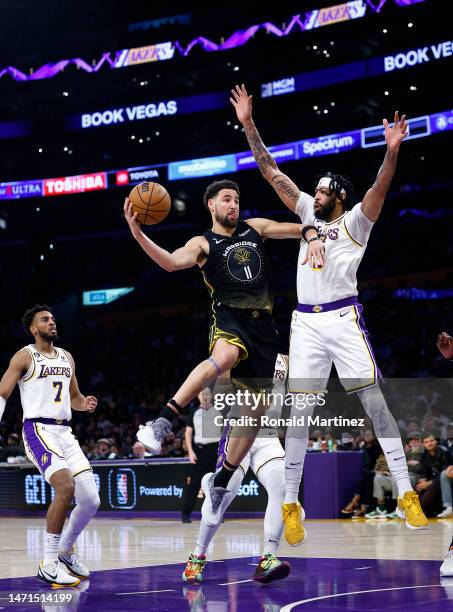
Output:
(41, 453), (49, 466)
(226, 243), (262, 283)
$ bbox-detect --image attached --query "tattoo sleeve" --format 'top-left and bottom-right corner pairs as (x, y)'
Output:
(373, 148), (399, 194)
(271, 174), (300, 204)
(243, 119), (278, 176)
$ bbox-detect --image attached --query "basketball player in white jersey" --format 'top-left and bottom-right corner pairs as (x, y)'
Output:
(231, 84), (429, 543)
(0, 305), (100, 587)
(183, 355), (291, 584)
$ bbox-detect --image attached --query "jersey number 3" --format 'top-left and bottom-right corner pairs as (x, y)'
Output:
(53, 381), (63, 403)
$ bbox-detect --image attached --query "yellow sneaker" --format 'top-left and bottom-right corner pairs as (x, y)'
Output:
(282, 502), (307, 546)
(397, 491), (429, 530)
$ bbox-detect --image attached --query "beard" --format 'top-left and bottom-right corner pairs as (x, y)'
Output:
(38, 330), (59, 343)
(314, 198), (336, 221)
(215, 210), (237, 229)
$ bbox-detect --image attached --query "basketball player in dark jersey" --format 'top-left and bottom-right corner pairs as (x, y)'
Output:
(124, 180), (324, 517)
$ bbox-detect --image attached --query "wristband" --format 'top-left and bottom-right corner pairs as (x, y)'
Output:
(307, 236), (321, 244)
(301, 225), (318, 241)
(0, 396), (5, 422)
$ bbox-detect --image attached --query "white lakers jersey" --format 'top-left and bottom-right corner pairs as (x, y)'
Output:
(18, 345), (73, 421)
(296, 192), (375, 305)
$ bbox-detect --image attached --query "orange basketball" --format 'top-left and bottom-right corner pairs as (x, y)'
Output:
(128, 182), (171, 225)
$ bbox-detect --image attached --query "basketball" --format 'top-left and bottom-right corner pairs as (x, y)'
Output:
(128, 182), (171, 225)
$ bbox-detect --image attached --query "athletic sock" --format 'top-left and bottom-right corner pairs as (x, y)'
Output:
(44, 532), (61, 565)
(213, 461), (238, 488)
(159, 399), (183, 423)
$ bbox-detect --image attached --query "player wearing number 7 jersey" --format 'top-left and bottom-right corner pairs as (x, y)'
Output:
(0, 304), (100, 587)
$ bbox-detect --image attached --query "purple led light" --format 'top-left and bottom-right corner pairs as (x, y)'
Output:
(0, 1), (425, 82)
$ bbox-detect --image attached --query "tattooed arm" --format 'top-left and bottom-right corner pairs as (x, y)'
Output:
(230, 84), (301, 213)
(361, 111), (408, 222)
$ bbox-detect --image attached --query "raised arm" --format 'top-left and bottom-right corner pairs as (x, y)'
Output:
(361, 111), (408, 222)
(246, 218), (325, 267)
(65, 352), (97, 413)
(124, 199), (207, 271)
(0, 349), (31, 420)
(230, 84), (301, 213)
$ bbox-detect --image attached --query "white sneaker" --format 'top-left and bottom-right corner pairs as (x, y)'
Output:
(440, 549), (453, 577)
(201, 473), (230, 527)
(59, 551), (90, 579)
(136, 419), (170, 455)
(37, 560), (80, 587)
(437, 506), (453, 518)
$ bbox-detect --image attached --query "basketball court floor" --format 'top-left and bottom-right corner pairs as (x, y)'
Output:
(0, 516), (451, 610)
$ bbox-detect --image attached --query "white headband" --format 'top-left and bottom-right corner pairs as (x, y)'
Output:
(316, 176), (346, 197)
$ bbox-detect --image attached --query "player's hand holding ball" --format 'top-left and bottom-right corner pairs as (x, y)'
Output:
(85, 396), (97, 413)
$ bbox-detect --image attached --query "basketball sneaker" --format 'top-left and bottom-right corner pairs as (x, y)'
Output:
(58, 550), (89, 579)
(437, 506), (453, 518)
(440, 548), (453, 577)
(201, 473), (230, 527)
(253, 554), (291, 583)
(365, 508), (388, 519)
(182, 553), (207, 583)
(37, 560), (80, 587)
(386, 510), (400, 519)
(396, 491), (429, 529)
(281, 502), (307, 546)
(136, 418), (171, 454)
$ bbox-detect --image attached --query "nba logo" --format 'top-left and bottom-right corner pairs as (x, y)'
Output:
(117, 473), (129, 505)
(108, 468), (137, 510)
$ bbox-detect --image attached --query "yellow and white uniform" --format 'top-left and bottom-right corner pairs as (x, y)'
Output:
(19, 345), (91, 482)
(290, 192), (378, 393)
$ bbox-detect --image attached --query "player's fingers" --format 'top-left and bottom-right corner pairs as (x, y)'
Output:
(394, 110), (399, 125)
(235, 84), (242, 96)
(230, 97), (237, 108)
(230, 89), (239, 102)
(241, 83), (247, 95)
(383, 118), (389, 130)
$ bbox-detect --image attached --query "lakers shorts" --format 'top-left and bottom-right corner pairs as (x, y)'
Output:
(22, 421), (91, 483)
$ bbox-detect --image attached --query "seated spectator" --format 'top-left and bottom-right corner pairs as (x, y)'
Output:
(405, 434), (424, 488)
(365, 453), (398, 519)
(170, 437), (185, 458)
(96, 438), (112, 460)
(0, 433), (25, 462)
(417, 433), (451, 517)
(129, 441), (152, 459)
(108, 444), (121, 460)
(341, 430), (380, 518)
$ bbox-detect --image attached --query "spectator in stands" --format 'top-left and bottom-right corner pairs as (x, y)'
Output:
(405, 434), (424, 488)
(417, 433), (451, 516)
(341, 430), (380, 518)
(96, 438), (112, 460)
(0, 433), (24, 462)
(365, 453), (398, 519)
(129, 441), (151, 459)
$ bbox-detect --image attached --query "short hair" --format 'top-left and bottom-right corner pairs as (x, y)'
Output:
(422, 432), (436, 441)
(315, 173), (355, 210)
(22, 304), (52, 336)
(203, 180), (240, 209)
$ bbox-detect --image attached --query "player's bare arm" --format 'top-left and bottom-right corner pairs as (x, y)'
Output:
(65, 351), (97, 412)
(124, 198), (208, 271)
(230, 84), (301, 213)
(0, 348), (31, 402)
(437, 332), (453, 360)
(361, 111), (408, 222)
(246, 218), (325, 267)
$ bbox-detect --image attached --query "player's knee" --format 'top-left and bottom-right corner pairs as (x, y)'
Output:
(210, 347), (238, 372)
(56, 478), (75, 502)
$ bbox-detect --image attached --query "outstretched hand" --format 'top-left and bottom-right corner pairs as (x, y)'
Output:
(230, 84), (253, 124)
(383, 111), (408, 151)
(85, 396), (97, 413)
